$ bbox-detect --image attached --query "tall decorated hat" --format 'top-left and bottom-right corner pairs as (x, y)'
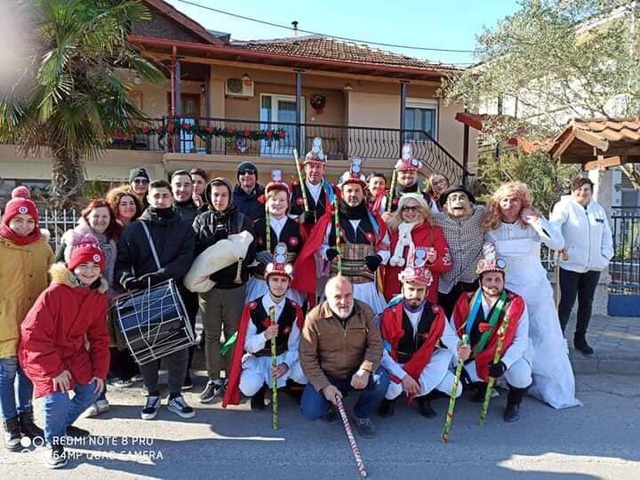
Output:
(338, 156), (366, 188)
(398, 247), (434, 286)
(265, 169), (291, 196)
(304, 136), (328, 164)
(394, 143), (423, 171)
(476, 242), (506, 275)
(265, 243), (294, 280)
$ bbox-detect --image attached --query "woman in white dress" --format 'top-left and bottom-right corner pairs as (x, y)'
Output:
(483, 181), (581, 409)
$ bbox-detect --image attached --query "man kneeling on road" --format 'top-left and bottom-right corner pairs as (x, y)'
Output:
(299, 276), (389, 438)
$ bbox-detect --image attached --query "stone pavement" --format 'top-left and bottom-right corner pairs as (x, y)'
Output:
(567, 313), (640, 375)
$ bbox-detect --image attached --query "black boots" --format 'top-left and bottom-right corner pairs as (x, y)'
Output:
(504, 386), (529, 423)
(378, 398), (396, 417)
(471, 382), (487, 403)
(250, 385), (267, 411)
(574, 334), (594, 355)
(416, 393), (437, 419)
(19, 412), (44, 439)
(3, 416), (21, 451)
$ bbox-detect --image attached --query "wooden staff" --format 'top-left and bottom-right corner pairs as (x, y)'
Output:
(335, 395), (368, 478)
(269, 306), (279, 430)
(386, 169), (397, 213)
(265, 201), (272, 252)
(479, 315), (511, 426)
(293, 148), (309, 211)
(441, 334), (468, 443)
(334, 195), (342, 274)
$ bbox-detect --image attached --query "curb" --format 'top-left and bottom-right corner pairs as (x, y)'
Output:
(570, 352), (640, 375)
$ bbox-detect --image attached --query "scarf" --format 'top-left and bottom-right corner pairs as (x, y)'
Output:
(339, 200), (368, 220)
(0, 224), (41, 246)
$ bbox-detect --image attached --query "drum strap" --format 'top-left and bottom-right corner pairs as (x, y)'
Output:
(141, 221), (162, 270)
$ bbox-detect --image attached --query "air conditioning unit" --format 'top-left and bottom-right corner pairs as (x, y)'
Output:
(225, 78), (254, 97)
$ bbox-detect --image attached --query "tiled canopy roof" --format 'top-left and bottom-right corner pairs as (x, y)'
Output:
(232, 36), (461, 73)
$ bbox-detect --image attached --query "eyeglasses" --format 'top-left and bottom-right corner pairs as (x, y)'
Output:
(401, 205), (419, 212)
(239, 170), (256, 176)
(133, 178), (149, 185)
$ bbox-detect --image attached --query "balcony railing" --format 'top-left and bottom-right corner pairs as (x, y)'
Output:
(112, 116), (472, 184)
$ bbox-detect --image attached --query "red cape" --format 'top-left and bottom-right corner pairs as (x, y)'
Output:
(380, 303), (446, 386)
(292, 207), (388, 295)
(452, 291), (525, 382)
(222, 298), (304, 407)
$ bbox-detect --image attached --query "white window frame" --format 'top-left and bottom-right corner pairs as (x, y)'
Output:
(405, 97), (438, 140)
(260, 93), (305, 157)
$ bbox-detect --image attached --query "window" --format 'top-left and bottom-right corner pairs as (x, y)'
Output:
(404, 99), (438, 141)
(260, 94), (305, 157)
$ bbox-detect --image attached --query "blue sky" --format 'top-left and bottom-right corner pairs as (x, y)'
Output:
(166, 0), (521, 66)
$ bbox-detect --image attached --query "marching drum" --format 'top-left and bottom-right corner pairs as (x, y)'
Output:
(110, 279), (195, 365)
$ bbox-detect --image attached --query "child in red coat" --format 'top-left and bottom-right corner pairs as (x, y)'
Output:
(19, 235), (110, 469)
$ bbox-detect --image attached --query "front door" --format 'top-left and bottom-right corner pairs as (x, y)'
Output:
(260, 94), (305, 157)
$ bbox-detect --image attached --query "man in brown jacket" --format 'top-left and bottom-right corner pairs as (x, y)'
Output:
(299, 276), (389, 438)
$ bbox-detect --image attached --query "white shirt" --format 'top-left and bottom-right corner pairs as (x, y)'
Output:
(269, 215), (288, 240)
(306, 180), (323, 204)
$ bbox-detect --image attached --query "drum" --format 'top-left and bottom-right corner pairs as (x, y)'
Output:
(110, 279), (195, 365)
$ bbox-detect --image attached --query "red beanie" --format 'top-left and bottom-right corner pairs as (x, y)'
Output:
(67, 234), (106, 273)
(2, 187), (39, 227)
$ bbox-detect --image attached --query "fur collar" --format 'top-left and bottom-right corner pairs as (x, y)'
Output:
(49, 262), (109, 293)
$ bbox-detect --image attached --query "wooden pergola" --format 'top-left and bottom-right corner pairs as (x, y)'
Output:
(549, 118), (640, 171)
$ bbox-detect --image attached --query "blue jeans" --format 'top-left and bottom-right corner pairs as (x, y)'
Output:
(0, 356), (34, 420)
(301, 368), (389, 420)
(44, 381), (99, 446)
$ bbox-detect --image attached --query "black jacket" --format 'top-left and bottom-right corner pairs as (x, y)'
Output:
(192, 206), (256, 288)
(232, 184), (265, 223)
(174, 199), (204, 226)
(115, 207), (195, 291)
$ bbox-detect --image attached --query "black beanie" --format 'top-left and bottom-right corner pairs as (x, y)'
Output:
(236, 161), (258, 180)
(129, 167), (150, 183)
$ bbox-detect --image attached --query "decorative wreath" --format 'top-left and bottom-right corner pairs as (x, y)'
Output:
(310, 93), (327, 113)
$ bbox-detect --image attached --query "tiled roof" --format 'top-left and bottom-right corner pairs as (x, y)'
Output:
(231, 36), (461, 73)
(569, 117), (640, 143)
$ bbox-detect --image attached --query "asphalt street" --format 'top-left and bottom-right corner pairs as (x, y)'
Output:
(1, 373), (639, 479)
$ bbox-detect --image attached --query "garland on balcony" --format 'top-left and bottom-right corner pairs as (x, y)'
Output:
(129, 122), (287, 141)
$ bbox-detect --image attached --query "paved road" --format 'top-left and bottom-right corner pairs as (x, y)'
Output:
(1, 373), (639, 479)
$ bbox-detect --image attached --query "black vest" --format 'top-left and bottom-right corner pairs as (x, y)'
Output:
(329, 209), (377, 246)
(290, 181), (328, 217)
(389, 184), (431, 213)
(250, 298), (297, 357)
(396, 304), (436, 364)
(254, 217), (303, 254)
(467, 291), (514, 353)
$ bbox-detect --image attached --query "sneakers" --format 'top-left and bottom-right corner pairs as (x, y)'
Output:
(85, 399), (110, 418)
(141, 395), (161, 420)
(167, 396), (196, 419)
(66, 425), (90, 438)
(3, 416), (21, 451)
(112, 378), (134, 388)
(353, 416), (376, 439)
(199, 381), (225, 404)
(44, 444), (67, 469)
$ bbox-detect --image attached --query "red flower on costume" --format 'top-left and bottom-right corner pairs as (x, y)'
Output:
(478, 322), (490, 333)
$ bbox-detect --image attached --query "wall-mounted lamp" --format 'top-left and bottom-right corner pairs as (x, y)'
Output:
(200, 83), (206, 94)
(134, 73), (142, 85)
(343, 83), (353, 91)
(242, 73), (252, 86)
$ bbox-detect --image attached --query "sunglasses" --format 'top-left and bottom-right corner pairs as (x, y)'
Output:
(401, 205), (419, 212)
(133, 178), (149, 184)
(239, 170), (256, 176)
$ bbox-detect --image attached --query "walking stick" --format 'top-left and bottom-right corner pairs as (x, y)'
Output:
(265, 203), (271, 252)
(441, 334), (468, 443)
(334, 196), (342, 274)
(293, 148), (309, 211)
(335, 395), (368, 478)
(479, 315), (511, 426)
(268, 306), (279, 430)
(386, 169), (397, 213)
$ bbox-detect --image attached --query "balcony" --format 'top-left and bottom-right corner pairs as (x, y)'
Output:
(111, 117), (472, 184)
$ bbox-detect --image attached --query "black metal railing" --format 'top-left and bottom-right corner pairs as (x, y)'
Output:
(610, 206), (640, 295)
(111, 116), (472, 185)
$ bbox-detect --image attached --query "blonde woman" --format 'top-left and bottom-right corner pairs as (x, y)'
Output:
(483, 181), (580, 410)
(384, 193), (451, 303)
(426, 174), (449, 213)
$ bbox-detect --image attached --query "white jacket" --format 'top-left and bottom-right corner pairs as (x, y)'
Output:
(550, 196), (613, 273)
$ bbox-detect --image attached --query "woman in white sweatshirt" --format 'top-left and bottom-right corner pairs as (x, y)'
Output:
(550, 177), (613, 355)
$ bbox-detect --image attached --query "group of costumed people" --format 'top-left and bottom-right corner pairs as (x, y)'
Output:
(1, 136), (592, 470)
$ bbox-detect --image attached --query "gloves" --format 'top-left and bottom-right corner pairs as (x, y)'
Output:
(256, 250), (272, 265)
(299, 211), (316, 225)
(488, 361), (507, 378)
(122, 277), (142, 292)
(364, 254), (383, 272)
(325, 248), (339, 262)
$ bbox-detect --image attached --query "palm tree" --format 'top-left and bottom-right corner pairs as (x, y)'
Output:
(0, 0), (164, 207)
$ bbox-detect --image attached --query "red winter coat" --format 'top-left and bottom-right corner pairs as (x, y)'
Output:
(383, 223), (451, 303)
(19, 263), (110, 398)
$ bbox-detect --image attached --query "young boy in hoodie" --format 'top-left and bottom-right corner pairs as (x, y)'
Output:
(19, 235), (110, 469)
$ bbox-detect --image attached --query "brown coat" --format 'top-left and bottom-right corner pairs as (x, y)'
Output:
(299, 299), (382, 391)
